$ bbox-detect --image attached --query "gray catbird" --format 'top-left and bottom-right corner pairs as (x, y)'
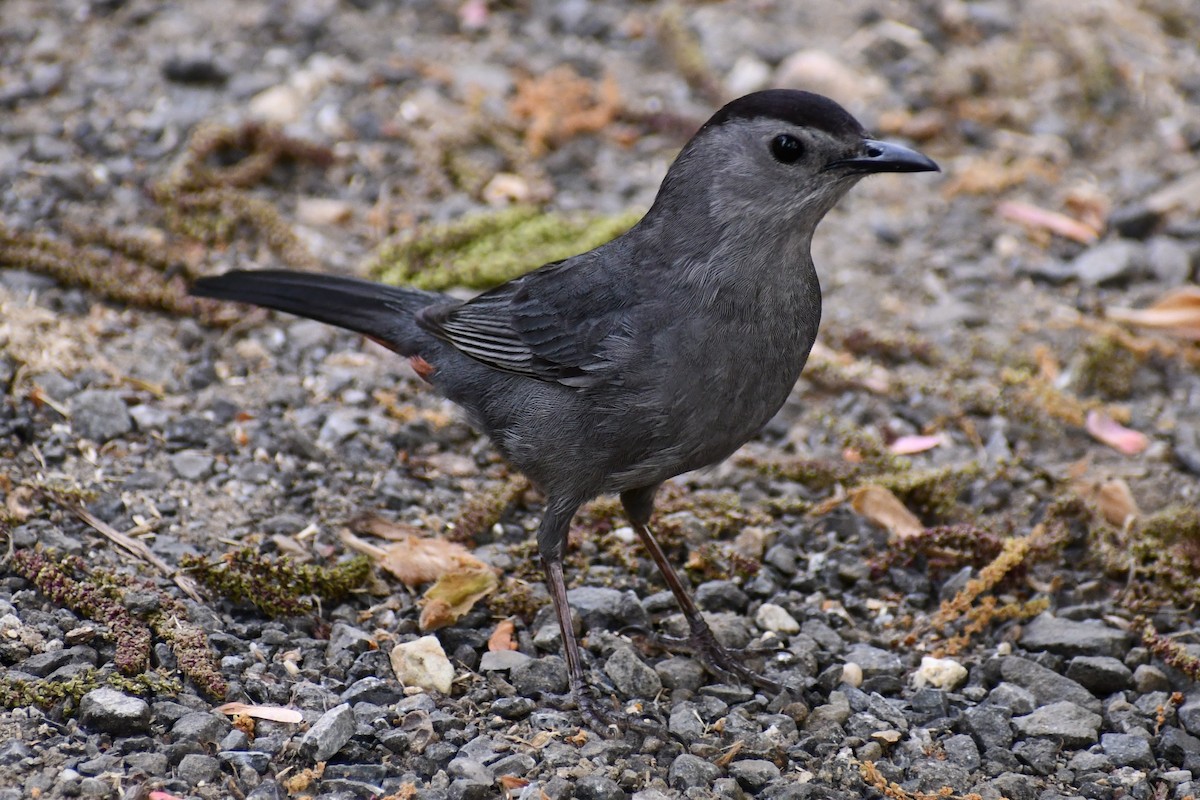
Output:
(192, 89), (938, 722)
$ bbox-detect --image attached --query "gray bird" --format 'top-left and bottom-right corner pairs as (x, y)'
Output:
(192, 89), (938, 723)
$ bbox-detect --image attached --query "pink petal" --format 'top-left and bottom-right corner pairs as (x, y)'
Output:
(214, 702), (304, 723)
(1086, 410), (1149, 455)
(888, 434), (946, 455)
(459, 0), (489, 29)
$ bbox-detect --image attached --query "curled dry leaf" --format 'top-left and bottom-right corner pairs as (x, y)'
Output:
(499, 775), (530, 793)
(1085, 410), (1149, 455)
(341, 528), (486, 589)
(214, 702), (303, 724)
(1033, 343), (1061, 382)
(488, 618), (518, 652)
(1073, 476), (1139, 528)
(848, 485), (924, 540)
(1107, 286), (1200, 341)
(888, 434), (946, 456)
(418, 564), (500, 631)
(5, 485), (35, 522)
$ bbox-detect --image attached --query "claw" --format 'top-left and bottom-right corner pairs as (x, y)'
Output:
(572, 685), (664, 735)
(653, 626), (783, 692)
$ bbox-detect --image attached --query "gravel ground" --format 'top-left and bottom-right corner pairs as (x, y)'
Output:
(3, 1), (1200, 799)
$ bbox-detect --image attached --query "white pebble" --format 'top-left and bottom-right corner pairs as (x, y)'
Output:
(390, 636), (455, 694)
(912, 655), (968, 690)
(841, 662), (864, 688)
(754, 603), (800, 634)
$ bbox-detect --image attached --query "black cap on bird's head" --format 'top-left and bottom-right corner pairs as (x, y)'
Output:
(701, 89), (940, 175)
(702, 89), (867, 139)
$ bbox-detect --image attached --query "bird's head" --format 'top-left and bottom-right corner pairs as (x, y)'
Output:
(649, 89), (939, 241)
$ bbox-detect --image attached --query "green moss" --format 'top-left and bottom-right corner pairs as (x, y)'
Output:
(8, 547), (228, 700)
(449, 475), (529, 544)
(0, 668), (183, 710)
(182, 549), (371, 618)
(738, 453), (862, 492)
(367, 204), (641, 290)
(1075, 335), (1140, 400)
(486, 577), (548, 621)
(872, 462), (982, 522)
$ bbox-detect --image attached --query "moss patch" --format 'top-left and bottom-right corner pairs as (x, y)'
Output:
(367, 204), (640, 290)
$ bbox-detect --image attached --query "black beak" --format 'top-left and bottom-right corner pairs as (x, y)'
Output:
(826, 139), (939, 174)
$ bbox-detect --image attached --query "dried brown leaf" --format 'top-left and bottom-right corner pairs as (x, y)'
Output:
(1033, 343), (1061, 382)
(487, 618), (518, 652)
(341, 528), (486, 589)
(848, 485), (924, 540)
(351, 513), (428, 541)
(1073, 476), (1139, 528)
(418, 564), (500, 631)
(1108, 286), (1200, 341)
(942, 157), (1059, 198)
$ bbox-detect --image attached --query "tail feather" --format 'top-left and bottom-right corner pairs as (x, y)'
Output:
(191, 270), (446, 355)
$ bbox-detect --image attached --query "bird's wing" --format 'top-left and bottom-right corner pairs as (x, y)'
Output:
(417, 258), (633, 387)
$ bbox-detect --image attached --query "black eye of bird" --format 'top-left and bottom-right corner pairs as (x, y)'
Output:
(770, 133), (804, 164)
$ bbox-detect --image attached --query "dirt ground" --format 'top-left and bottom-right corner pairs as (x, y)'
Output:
(2, 1), (1200, 798)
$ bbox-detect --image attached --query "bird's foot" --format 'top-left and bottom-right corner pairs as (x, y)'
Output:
(652, 625), (782, 693)
(569, 685), (663, 736)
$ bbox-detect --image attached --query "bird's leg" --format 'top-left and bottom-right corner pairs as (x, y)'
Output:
(538, 501), (654, 732)
(621, 487), (781, 693)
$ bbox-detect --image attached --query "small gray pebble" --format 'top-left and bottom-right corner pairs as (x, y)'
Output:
(1132, 663), (1171, 693)
(604, 646), (662, 699)
(1102, 732), (1156, 769)
(298, 703), (355, 762)
(177, 753), (221, 784)
(727, 759), (779, 790)
(70, 390), (133, 442)
(79, 687), (150, 735)
(511, 655), (568, 696)
(575, 773), (627, 800)
(1066, 655), (1133, 695)
(668, 753), (720, 790)
(169, 450), (214, 480)
(1013, 701), (1102, 748)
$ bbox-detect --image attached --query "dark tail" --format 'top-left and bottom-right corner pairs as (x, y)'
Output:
(191, 270), (447, 355)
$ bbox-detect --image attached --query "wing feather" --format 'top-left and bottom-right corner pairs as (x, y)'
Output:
(416, 254), (633, 386)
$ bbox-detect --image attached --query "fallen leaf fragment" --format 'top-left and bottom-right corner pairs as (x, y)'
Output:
(295, 197), (353, 226)
(998, 200), (1099, 244)
(1073, 476), (1140, 528)
(498, 775), (530, 792)
(1033, 344), (1061, 382)
(391, 635), (455, 693)
(214, 702), (303, 724)
(1085, 410), (1149, 455)
(1144, 170), (1200, 215)
(888, 434), (946, 455)
(1107, 286), (1200, 341)
(351, 513), (427, 541)
(848, 485), (924, 540)
(341, 528), (487, 589)
(713, 740), (744, 768)
(488, 618), (518, 652)
(419, 564), (500, 631)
